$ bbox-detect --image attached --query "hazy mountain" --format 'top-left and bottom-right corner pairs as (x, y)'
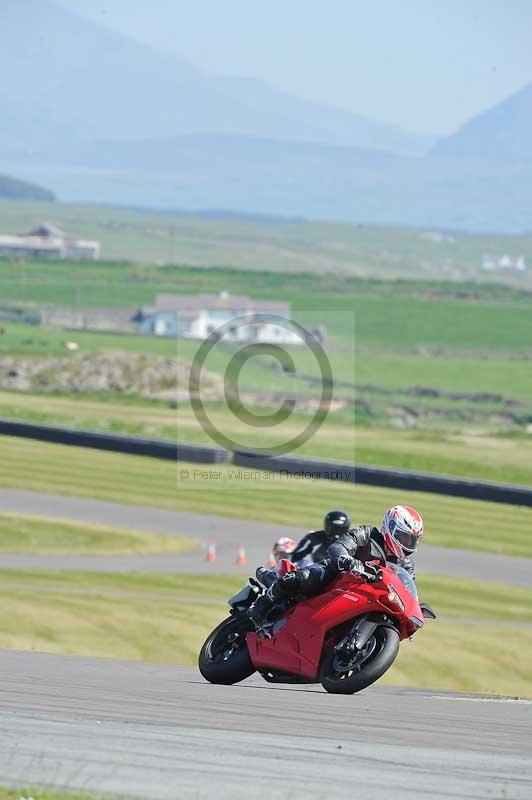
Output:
(3, 0), (530, 231)
(432, 82), (532, 161)
(4, 132), (531, 233)
(1, 94), (85, 156)
(1, 0), (430, 156)
(60, 132), (405, 172)
(0, 174), (55, 202)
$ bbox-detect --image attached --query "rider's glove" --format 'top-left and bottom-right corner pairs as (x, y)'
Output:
(364, 563), (383, 582)
(337, 555), (363, 573)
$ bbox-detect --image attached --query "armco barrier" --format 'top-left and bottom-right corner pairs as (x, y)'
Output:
(2, 418), (532, 506)
(0, 419), (228, 465)
(233, 449), (532, 507)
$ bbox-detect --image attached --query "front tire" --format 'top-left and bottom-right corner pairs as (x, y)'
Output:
(199, 616), (255, 685)
(320, 625), (399, 695)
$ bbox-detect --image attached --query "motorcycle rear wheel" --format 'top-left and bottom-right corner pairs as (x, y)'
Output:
(199, 616), (256, 685)
(320, 625), (399, 695)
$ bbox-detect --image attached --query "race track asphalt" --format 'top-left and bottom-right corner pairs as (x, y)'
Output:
(0, 650), (530, 800)
(0, 489), (531, 586)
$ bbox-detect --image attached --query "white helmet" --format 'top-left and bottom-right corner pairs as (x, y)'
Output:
(381, 505), (424, 559)
(272, 537), (297, 563)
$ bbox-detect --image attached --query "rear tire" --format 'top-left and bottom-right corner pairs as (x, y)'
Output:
(199, 616), (255, 685)
(320, 626), (399, 695)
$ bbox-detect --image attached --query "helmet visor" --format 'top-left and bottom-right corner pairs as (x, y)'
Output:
(389, 519), (420, 553)
(326, 519), (349, 539)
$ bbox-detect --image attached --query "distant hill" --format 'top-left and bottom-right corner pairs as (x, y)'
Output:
(0, 174), (55, 202)
(2, 0), (531, 231)
(4, 132), (531, 233)
(0, 0), (430, 157)
(62, 131), (405, 172)
(432, 82), (532, 162)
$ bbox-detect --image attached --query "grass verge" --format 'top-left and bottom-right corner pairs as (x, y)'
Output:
(3, 390), (532, 483)
(0, 570), (530, 697)
(1, 437), (531, 558)
(3, 319), (532, 399)
(381, 622), (532, 698)
(0, 513), (196, 555)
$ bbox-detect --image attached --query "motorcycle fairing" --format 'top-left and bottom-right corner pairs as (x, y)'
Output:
(246, 570), (424, 681)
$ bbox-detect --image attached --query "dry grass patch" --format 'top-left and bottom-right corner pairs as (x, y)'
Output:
(0, 513), (197, 556)
(0, 570), (530, 697)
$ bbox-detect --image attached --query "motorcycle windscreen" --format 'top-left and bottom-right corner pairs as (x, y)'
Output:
(387, 564), (418, 599)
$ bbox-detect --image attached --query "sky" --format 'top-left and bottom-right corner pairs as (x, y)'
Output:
(59, 0), (532, 136)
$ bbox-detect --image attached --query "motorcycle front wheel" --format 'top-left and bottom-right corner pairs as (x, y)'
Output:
(320, 625), (399, 695)
(198, 616), (256, 685)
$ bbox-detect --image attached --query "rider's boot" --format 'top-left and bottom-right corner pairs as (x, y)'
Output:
(247, 586), (276, 627)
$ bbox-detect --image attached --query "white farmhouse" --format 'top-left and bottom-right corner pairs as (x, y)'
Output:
(482, 253), (528, 272)
(136, 292), (303, 344)
(0, 223), (100, 260)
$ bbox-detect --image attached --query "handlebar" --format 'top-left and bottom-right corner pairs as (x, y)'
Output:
(350, 565), (383, 582)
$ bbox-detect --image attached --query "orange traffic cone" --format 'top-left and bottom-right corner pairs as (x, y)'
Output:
(236, 544), (247, 566)
(267, 552), (276, 568)
(206, 541), (217, 562)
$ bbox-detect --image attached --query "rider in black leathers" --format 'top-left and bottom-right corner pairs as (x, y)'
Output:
(289, 509), (353, 564)
(249, 506), (422, 627)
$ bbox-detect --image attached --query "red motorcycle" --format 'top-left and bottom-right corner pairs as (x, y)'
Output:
(199, 554), (436, 694)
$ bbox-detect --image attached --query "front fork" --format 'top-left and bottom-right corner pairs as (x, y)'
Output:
(333, 614), (395, 668)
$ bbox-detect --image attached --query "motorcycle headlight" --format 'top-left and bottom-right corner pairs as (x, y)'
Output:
(386, 586), (405, 612)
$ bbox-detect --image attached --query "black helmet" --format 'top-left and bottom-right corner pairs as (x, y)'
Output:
(323, 509), (351, 540)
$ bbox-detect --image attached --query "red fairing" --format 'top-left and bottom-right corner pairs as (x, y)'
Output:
(246, 566), (424, 681)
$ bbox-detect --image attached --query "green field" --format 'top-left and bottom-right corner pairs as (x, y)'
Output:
(0, 512), (196, 555)
(2, 317), (532, 400)
(3, 262), (532, 353)
(2, 248), (532, 443)
(3, 390), (532, 485)
(2, 200), (532, 286)
(1, 312), (532, 439)
(1, 436), (531, 558)
(0, 569), (530, 697)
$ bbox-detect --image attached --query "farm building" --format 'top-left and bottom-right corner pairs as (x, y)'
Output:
(40, 306), (136, 333)
(0, 223), (100, 260)
(135, 292), (302, 344)
(481, 254), (527, 272)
